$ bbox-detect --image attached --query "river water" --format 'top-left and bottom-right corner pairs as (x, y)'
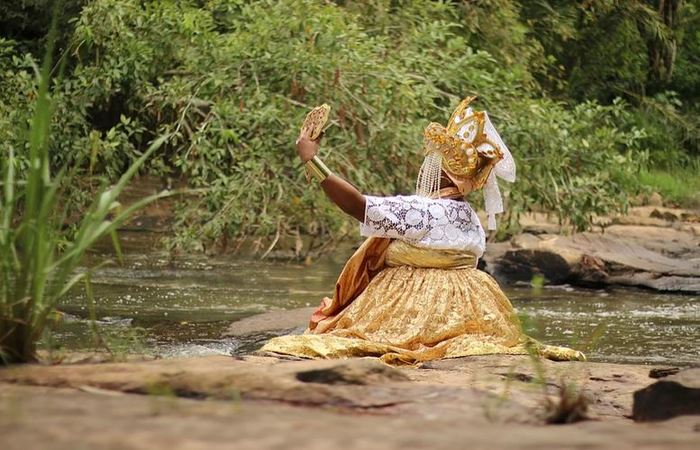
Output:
(46, 241), (699, 366)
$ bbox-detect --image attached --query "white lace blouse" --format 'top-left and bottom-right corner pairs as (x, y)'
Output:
(360, 195), (486, 257)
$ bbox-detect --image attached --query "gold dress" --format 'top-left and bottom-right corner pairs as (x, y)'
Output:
(261, 228), (585, 365)
(264, 97), (583, 364)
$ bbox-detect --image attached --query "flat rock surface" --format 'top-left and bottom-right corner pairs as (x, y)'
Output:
(482, 206), (700, 293)
(1, 356), (699, 449)
(518, 232), (700, 276)
(223, 307), (315, 337)
(602, 225), (700, 259)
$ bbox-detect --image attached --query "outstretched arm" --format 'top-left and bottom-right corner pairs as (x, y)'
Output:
(319, 174), (366, 222)
(296, 131), (366, 222)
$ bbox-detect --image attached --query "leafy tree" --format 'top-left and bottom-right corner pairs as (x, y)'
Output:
(1, 0), (697, 252)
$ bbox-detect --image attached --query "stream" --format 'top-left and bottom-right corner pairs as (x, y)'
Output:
(46, 237), (699, 366)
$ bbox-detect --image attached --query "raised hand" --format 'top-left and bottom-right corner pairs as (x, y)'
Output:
(295, 126), (320, 163)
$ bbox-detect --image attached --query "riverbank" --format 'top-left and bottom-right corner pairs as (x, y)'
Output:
(45, 188), (697, 365)
(1, 354), (698, 450)
(3, 192), (697, 449)
(5, 305), (695, 449)
(483, 206), (700, 293)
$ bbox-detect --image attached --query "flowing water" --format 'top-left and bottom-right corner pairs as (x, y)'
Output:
(46, 237), (699, 366)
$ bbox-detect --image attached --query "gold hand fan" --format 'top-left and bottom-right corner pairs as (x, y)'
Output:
(299, 104), (330, 140)
(299, 104), (331, 182)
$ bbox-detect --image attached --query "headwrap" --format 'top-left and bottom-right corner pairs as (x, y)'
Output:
(416, 97), (516, 230)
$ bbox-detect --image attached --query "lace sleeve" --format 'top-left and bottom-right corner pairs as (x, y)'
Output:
(361, 195), (432, 241)
(360, 195), (485, 255)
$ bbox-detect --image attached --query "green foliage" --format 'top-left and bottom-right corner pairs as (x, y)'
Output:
(1, 0), (699, 254)
(567, 14), (648, 102)
(504, 98), (644, 231)
(623, 92), (699, 165)
(673, 1), (700, 100)
(639, 163), (700, 207)
(521, 0), (700, 160)
(52, 0), (542, 248)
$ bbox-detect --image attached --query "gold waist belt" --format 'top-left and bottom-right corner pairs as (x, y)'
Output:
(385, 240), (477, 269)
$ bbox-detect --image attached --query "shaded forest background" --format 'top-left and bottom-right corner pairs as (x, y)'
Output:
(1, 0), (698, 252)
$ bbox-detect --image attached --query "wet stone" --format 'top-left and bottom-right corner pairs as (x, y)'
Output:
(649, 367), (681, 379)
(295, 359), (410, 385)
(223, 307), (316, 337)
(633, 368), (700, 422)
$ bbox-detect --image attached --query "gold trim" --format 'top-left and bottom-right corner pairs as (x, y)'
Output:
(305, 155), (332, 182)
(430, 186), (462, 199)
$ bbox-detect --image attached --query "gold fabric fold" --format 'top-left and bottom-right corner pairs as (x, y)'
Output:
(261, 239), (585, 364)
(308, 237), (391, 334)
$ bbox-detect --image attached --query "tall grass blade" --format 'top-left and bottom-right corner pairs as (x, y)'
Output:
(0, 6), (172, 364)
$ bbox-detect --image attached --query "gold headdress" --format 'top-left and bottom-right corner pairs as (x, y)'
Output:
(416, 97), (516, 230)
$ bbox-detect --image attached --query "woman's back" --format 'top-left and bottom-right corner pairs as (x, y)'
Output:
(361, 195), (486, 257)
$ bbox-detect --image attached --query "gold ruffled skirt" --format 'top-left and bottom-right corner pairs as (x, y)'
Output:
(261, 239), (584, 365)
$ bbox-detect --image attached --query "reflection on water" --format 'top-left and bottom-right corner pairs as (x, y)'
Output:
(511, 287), (698, 365)
(47, 245), (699, 365)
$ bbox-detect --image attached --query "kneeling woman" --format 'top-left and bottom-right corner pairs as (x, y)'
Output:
(261, 97), (584, 365)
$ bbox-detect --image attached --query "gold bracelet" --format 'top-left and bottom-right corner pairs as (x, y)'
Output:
(305, 155), (332, 182)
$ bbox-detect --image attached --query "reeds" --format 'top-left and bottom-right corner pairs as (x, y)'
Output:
(0, 14), (169, 364)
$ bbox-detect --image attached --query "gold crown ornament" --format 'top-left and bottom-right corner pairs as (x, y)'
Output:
(418, 96), (504, 195)
(417, 96), (516, 230)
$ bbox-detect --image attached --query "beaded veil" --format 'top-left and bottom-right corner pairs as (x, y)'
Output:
(416, 97), (516, 230)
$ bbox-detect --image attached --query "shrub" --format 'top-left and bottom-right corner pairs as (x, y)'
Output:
(2, 0), (692, 253)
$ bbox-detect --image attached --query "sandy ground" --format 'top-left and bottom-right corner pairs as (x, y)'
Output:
(1, 355), (698, 450)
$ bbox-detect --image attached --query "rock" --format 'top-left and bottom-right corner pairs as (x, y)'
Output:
(611, 215), (674, 227)
(223, 307), (316, 337)
(511, 233), (544, 249)
(222, 308), (313, 349)
(620, 206), (699, 224)
(633, 368), (700, 422)
(648, 192), (664, 207)
(651, 208), (680, 222)
(0, 356), (413, 409)
(681, 212), (700, 223)
(631, 193), (647, 207)
(1, 383), (696, 450)
(0, 355), (641, 417)
(495, 248), (571, 284)
(295, 359), (409, 385)
(685, 224), (700, 236)
(577, 254), (607, 281)
(3, 356), (700, 450)
(649, 367), (681, 379)
(560, 233), (699, 276)
(0, 355), (538, 417)
(485, 231), (700, 293)
(602, 225), (700, 259)
(518, 212), (563, 235)
(607, 273), (700, 293)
